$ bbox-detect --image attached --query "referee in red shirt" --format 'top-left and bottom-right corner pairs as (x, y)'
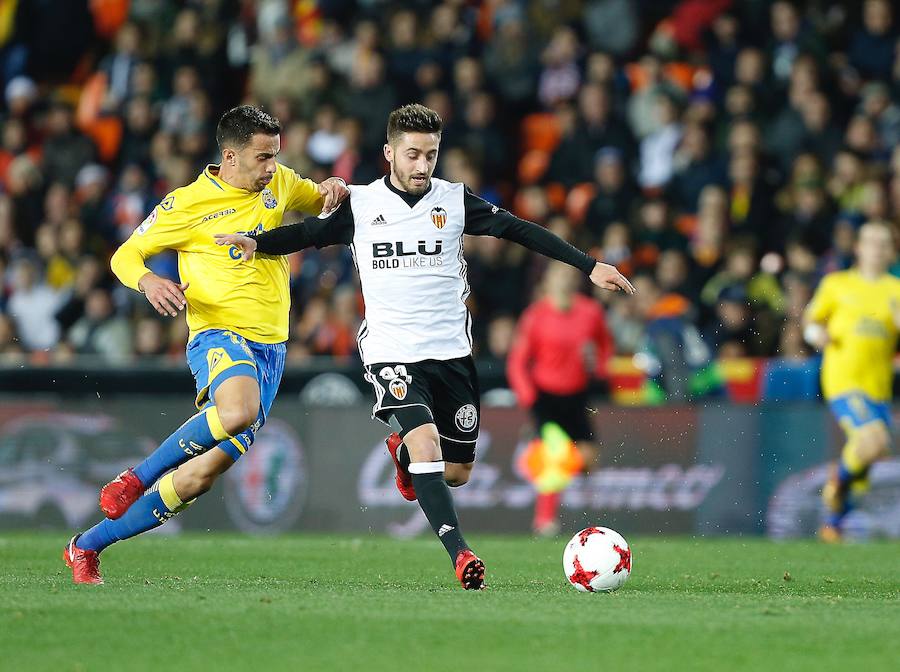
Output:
(507, 262), (614, 535)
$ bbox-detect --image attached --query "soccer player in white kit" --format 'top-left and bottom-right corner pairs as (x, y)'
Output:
(216, 104), (634, 589)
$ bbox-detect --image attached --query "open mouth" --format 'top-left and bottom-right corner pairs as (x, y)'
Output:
(410, 175), (427, 186)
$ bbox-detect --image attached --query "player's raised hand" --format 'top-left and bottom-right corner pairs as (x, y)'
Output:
(138, 273), (189, 318)
(589, 262), (635, 294)
(318, 177), (349, 215)
(214, 233), (257, 261)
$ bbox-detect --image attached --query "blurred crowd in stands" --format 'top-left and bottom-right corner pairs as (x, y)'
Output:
(1, 0), (899, 375)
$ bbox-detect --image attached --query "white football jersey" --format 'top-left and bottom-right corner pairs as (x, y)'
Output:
(349, 177), (471, 365)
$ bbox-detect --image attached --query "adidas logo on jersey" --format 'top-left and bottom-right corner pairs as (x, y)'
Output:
(438, 524), (456, 537)
(371, 214), (388, 226)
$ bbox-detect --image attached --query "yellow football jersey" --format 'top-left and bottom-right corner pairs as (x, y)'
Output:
(805, 269), (900, 401)
(111, 163), (323, 343)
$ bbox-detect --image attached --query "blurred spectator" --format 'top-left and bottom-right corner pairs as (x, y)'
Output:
(7, 257), (64, 351)
(638, 92), (682, 189)
(482, 15), (538, 115)
(848, 0), (896, 82)
(345, 53), (396, 155)
(56, 256), (104, 333)
(584, 0), (638, 56)
(860, 81), (900, 155)
(728, 151), (775, 242)
(249, 16), (313, 107)
(537, 26), (581, 108)
(386, 10), (427, 102)
(703, 285), (756, 356)
(767, 1), (824, 86)
(42, 103), (96, 188)
(67, 288), (131, 362)
(133, 317), (168, 358)
(797, 91), (843, 169)
(118, 97), (157, 171)
(98, 22), (142, 113)
(548, 84), (635, 185)
(584, 147), (637, 241)
(632, 274), (720, 402)
(669, 122), (726, 212)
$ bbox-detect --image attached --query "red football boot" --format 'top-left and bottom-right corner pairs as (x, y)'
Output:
(62, 535), (103, 585)
(386, 433), (416, 501)
(99, 468), (144, 519)
(455, 549), (486, 590)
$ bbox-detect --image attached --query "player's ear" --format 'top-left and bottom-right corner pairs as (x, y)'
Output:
(222, 148), (236, 166)
(383, 143), (393, 164)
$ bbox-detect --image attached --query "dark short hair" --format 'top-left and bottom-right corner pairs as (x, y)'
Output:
(216, 105), (281, 152)
(386, 104), (442, 144)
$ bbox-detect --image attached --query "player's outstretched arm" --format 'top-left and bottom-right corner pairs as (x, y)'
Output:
(462, 187), (634, 294)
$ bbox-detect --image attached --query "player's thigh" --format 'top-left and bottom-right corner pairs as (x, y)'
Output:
(429, 357), (480, 465)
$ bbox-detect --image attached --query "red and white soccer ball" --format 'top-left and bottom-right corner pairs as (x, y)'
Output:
(563, 526), (632, 593)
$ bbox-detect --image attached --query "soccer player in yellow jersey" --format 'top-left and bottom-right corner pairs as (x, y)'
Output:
(804, 220), (900, 542)
(63, 106), (349, 583)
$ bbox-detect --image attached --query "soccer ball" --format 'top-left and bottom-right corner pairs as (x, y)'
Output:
(563, 526), (632, 593)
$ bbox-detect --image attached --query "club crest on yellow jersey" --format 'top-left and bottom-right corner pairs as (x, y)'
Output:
(262, 188), (278, 209)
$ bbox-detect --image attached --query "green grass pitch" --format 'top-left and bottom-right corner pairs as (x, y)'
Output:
(1, 533), (898, 672)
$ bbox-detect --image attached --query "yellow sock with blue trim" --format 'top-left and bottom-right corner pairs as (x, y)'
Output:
(78, 472), (193, 553)
(133, 407), (231, 486)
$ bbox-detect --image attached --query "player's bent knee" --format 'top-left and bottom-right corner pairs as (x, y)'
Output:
(216, 401), (260, 437)
(214, 376), (261, 436)
(445, 462), (473, 487)
(872, 433), (891, 460)
(404, 424), (442, 462)
(855, 424), (889, 463)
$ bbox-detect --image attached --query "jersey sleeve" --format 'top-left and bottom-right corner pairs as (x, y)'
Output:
(110, 198), (190, 291)
(253, 199), (354, 255)
(280, 164), (325, 214)
(805, 275), (836, 323)
(462, 187), (596, 274)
